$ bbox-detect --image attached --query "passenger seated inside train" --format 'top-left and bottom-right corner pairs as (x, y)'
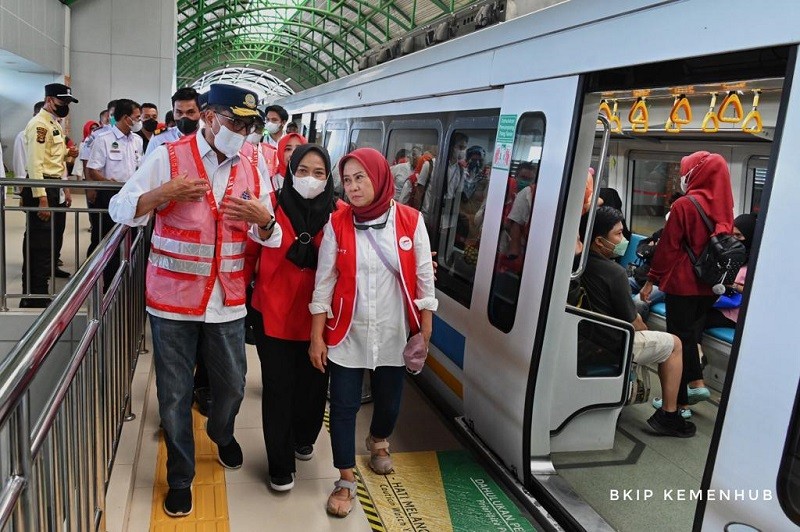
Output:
(578, 206), (696, 437)
(705, 213), (757, 329)
(502, 161), (537, 272)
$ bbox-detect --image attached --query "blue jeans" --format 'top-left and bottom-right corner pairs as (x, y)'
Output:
(149, 315), (247, 488)
(329, 363), (405, 470)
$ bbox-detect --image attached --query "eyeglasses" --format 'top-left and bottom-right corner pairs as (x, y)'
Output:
(216, 113), (256, 134)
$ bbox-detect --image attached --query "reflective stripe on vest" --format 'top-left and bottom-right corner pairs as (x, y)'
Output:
(221, 241), (247, 257)
(219, 258), (245, 273)
(149, 251), (212, 276)
(151, 234), (215, 258)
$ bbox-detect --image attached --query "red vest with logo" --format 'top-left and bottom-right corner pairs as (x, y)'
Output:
(145, 134), (260, 315)
(240, 141), (279, 190)
(324, 202), (421, 347)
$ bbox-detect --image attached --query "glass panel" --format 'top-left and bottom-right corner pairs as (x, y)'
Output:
(577, 320), (625, 377)
(747, 157), (769, 214)
(434, 129), (496, 308)
(488, 113), (545, 332)
(350, 128), (383, 152)
(386, 129), (439, 213)
(325, 128), (347, 197)
(629, 154), (683, 235)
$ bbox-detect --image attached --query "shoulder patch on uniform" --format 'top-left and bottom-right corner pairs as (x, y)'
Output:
(36, 127), (47, 144)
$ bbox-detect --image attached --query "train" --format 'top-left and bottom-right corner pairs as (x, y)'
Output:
(277, 1), (800, 529)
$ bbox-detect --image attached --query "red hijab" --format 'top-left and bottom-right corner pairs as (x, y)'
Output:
(276, 133), (307, 177)
(339, 147), (395, 222)
(83, 120), (99, 140)
(680, 151), (734, 234)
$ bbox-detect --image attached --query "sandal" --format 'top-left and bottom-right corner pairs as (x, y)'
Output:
(366, 435), (393, 474)
(327, 478), (357, 517)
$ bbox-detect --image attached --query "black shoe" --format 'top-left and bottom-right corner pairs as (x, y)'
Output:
(19, 298), (51, 308)
(245, 326), (256, 345)
(194, 387), (212, 417)
(57, 259), (64, 266)
(163, 487), (192, 517)
(647, 409), (696, 438)
(54, 268), (71, 279)
(295, 444), (314, 461)
(269, 474), (295, 492)
(217, 437), (243, 469)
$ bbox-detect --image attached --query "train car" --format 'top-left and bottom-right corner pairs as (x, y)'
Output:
(278, 1), (800, 529)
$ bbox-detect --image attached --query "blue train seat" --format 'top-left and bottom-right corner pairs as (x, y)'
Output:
(650, 302), (667, 317)
(619, 233), (647, 269)
(706, 327), (736, 344)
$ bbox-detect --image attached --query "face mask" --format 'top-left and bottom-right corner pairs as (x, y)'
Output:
(602, 236), (629, 258)
(265, 122), (281, 135)
(176, 117), (199, 135)
(246, 132), (263, 145)
(110, 116), (116, 126)
(517, 179), (532, 192)
(129, 117), (143, 133)
(54, 104), (69, 118)
(212, 115), (246, 158)
(292, 174), (328, 200)
(455, 149), (466, 162)
(680, 174), (689, 193)
(143, 119), (158, 132)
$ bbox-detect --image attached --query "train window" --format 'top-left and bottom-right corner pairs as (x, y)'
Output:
(386, 129), (439, 207)
(435, 128), (496, 308)
(350, 128), (382, 152)
(487, 113), (545, 332)
(778, 384), (800, 526)
(325, 127), (348, 196)
(628, 152), (684, 235)
(747, 156), (769, 214)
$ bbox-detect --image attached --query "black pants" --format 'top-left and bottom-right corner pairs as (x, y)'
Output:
(706, 308), (736, 329)
(253, 311), (328, 477)
(665, 294), (717, 404)
(88, 189), (119, 290)
(21, 185), (62, 305)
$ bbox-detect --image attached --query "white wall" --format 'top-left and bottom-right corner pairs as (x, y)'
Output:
(0, 0), (66, 73)
(69, 0), (176, 138)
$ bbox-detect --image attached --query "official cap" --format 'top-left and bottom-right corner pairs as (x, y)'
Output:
(205, 84), (259, 118)
(45, 83), (78, 103)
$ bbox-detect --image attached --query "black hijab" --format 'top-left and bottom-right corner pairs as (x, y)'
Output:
(598, 187), (631, 240)
(734, 213), (757, 253)
(277, 143), (336, 269)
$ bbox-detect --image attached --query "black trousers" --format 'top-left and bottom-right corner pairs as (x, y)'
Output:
(88, 189), (119, 290)
(21, 185), (62, 304)
(253, 311), (328, 477)
(665, 294), (717, 405)
(706, 308), (736, 329)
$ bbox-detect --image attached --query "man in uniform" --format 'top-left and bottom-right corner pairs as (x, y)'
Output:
(110, 84), (281, 517)
(137, 102), (159, 153)
(20, 83), (78, 308)
(143, 87), (202, 160)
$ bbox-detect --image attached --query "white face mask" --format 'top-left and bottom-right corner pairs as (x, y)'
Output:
(265, 122), (282, 135)
(129, 117), (143, 133)
(212, 115), (246, 158)
(680, 174), (689, 193)
(246, 132), (262, 145)
(292, 174), (327, 199)
(456, 149), (467, 162)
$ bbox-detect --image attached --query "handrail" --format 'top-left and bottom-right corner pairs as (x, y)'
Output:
(572, 114), (611, 281)
(0, 178), (123, 190)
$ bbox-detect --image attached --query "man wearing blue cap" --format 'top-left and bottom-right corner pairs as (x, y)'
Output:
(110, 83), (282, 517)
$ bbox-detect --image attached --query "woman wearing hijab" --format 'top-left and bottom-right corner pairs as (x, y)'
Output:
(273, 132), (307, 192)
(640, 151), (734, 414)
(598, 187), (631, 240)
(309, 147), (437, 517)
(250, 144), (338, 492)
(705, 213), (757, 328)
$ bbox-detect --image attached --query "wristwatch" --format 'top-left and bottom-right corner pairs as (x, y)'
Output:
(259, 218), (276, 232)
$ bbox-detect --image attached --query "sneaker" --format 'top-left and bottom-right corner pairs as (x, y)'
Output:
(686, 386), (711, 405)
(269, 474), (295, 492)
(193, 387), (212, 417)
(163, 487), (192, 517)
(217, 438), (243, 469)
(651, 398), (692, 419)
(647, 409), (696, 438)
(295, 445), (314, 461)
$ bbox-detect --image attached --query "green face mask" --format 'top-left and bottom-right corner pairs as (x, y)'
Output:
(602, 236), (629, 257)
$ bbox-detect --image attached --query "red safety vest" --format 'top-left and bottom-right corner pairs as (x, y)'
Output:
(145, 134), (260, 315)
(324, 202), (421, 347)
(240, 141), (279, 191)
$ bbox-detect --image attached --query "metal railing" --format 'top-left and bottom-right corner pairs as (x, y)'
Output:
(0, 179), (148, 530)
(0, 179), (123, 309)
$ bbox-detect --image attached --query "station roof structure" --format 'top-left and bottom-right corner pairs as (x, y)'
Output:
(175, 0), (480, 91)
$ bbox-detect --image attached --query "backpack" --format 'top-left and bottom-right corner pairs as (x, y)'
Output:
(683, 196), (747, 287)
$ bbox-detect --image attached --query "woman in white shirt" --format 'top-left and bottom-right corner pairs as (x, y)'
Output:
(309, 147), (438, 517)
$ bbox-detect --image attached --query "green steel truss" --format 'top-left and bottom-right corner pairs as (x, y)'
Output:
(176, 0), (479, 90)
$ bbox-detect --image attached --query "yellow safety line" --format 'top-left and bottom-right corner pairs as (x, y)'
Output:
(150, 408), (230, 531)
(323, 410), (386, 532)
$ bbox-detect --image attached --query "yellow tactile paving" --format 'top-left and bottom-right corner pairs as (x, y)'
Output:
(150, 408), (230, 531)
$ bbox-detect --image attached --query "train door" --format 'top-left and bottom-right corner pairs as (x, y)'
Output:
(460, 76), (585, 481)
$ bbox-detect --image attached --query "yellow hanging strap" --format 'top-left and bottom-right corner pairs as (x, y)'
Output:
(598, 100), (622, 133)
(628, 97), (648, 133)
(665, 96), (682, 133)
(702, 93), (719, 133)
(670, 95), (692, 124)
(742, 90), (763, 134)
(717, 91), (743, 123)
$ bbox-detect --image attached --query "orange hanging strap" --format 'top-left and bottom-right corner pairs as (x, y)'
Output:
(628, 97), (649, 133)
(717, 91), (743, 123)
(742, 90), (763, 134)
(598, 100), (622, 133)
(702, 93), (719, 133)
(670, 95), (692, 124)
(665, 117), (681, 133)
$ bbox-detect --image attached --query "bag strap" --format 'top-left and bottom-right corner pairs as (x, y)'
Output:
(685, 195), (715, 233)
(362, 227), (421, 330)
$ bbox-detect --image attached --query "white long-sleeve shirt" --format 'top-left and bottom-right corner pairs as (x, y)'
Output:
(310, 205), (438, 369)
(109, 131), (282, 323)
(13, 130), (26, 178)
